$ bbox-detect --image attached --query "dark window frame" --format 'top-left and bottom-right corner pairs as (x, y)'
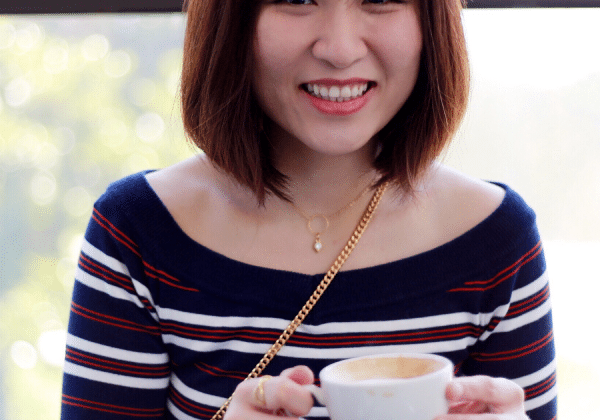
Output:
(2, 0), (600, 14)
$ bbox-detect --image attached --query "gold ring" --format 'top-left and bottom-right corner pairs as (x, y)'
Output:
(254, 375), (272, 407)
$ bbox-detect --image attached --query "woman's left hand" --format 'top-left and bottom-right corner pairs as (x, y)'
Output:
(435, 375), (529, 420)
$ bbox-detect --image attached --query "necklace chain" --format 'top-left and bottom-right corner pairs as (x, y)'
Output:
(288, 181), (375, 253)
(210, 181), (389, 420)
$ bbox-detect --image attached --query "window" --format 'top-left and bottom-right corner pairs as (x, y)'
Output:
(1, 3), (598, 419)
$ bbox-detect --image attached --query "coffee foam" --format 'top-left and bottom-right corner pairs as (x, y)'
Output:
(329, 356), (445, 382)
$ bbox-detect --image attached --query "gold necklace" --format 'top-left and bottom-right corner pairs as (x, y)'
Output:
(289, 182), (374, 253)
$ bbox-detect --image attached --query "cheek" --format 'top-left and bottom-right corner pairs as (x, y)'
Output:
(253, 15), (300, 87)
(380, 26), (422, 72)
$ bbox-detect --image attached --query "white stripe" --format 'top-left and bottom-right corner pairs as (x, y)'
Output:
(482, 300), (552, 338)
(513, 358), (557, 388)
(81, 238), (131, 276)
(78, 239), (159, 322)
(75, 266), (145, 309)
(162, 335), (478, 359)
(67, 334), (169, 364)
(156, 273), (549, 338)
(524, 383), (557, 411)
(511, 271), (549, 303)
(63, 360), (169, 389)
(299, 312), (496, 335)
(171, 374), (227, 407)
(157, 306), (500, 335)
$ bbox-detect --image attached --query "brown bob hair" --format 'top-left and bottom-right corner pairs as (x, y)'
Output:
(181, 0), (469, 203)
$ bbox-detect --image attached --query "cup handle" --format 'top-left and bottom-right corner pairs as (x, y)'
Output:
(303, 384), (326, 406)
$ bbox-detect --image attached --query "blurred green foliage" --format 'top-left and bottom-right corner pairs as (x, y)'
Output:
(0, 15), (194, 420)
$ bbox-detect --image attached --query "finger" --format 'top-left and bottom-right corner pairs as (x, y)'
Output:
(436, 414), (517, 420)
(231, 374), (314, 417)
(226, 399), (298, 420)
(446, 376), (525, 413)
(448, 401), (489, 414)
(280, 365), (315, 386)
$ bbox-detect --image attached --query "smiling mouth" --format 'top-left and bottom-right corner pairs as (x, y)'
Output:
(301, 82), (376, 102)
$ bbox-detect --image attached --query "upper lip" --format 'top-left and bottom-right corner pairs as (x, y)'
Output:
(302, 78), (373, 86)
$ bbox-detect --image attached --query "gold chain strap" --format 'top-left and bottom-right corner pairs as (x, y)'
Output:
(210, 182), (389, 420)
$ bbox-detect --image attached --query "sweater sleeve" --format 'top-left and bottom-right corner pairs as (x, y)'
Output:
(61, 179), (170, 419)
(456, 227), (557, 420)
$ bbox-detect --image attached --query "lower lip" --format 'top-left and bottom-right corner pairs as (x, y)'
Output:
(304, 88), (373, 116)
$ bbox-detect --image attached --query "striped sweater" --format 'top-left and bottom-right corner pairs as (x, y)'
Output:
(61, 171), (557, 420)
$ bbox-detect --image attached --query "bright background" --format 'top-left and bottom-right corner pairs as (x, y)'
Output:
(0, 8), (599, 420)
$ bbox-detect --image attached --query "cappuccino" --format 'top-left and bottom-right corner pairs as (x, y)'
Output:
(328, 355), (445, 382)
(316, 353), (453, 420)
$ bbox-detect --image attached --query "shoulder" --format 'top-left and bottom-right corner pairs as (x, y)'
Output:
(422, 164), (540, 260)
(408, 164), (507, 245)
(94, 170), (158, 216)
(144, 155), (226, 219)
(425, 164), (506, 228)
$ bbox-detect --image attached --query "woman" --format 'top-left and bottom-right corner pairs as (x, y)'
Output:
(60, 0), (556, 419)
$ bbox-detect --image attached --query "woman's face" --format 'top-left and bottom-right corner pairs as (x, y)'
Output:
(252, 0), (423, 157)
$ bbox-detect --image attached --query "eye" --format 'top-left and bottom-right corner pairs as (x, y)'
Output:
(280, 0), (314, 4)
(363, 0), (406, 4)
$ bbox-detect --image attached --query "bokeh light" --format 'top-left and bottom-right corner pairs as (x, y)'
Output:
(0, 22), (17, 49)
(81, 34), (109, 61)
(63, 186), (93, 218)
(135, 112), (165, 143)
(5, 77), (32, 107)
(14, 22), (43, 54)
(103, 49), (132, 78)
(30, 172), (57, 206)
(10, 341), (38, 370)
(43, 38), (69, 74)
(37, 330), (67, 368)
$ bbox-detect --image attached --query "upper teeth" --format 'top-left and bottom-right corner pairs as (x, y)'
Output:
(306, 83), (369, 102)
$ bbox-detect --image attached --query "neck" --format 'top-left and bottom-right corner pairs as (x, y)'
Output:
(271, 139), (378, 215)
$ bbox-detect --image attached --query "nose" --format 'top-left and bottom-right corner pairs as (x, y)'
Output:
(311, 9), (368, 69)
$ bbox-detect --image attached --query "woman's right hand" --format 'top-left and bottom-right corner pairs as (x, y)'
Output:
(224, 366), (316, 420)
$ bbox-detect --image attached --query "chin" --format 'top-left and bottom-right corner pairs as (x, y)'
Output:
(305, 133), (375, 157)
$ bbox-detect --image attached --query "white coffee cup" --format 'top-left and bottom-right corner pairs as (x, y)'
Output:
(307, 353), (453, 420)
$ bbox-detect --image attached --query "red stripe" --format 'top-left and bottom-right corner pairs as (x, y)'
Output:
(79, 255), (135, 292)
(62, 394), (163, 417)
(525, 372), (556, 399)
(67, 348), (168, 373)
(71, 302), (161, 336)
(169, 388), (214, 418)
(160, 323), (483, 342)
(144, 261), (181, 283)
(160, 324), (483, 346)
(449, 242), (542, 292)
(144, 270), (200, 292)
(506, 285), (549, 317)
(464, 241), (541, 286)
(472, 331), (553, 362)
(93, 208), (138, 248)
(195, 362), (247, 381)
(66, 353), (168, 377)
(92, 212), (141, 258)
(453, 361), (463, 375)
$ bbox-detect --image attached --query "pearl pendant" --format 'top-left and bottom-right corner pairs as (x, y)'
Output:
(313, 237), (323, 253)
